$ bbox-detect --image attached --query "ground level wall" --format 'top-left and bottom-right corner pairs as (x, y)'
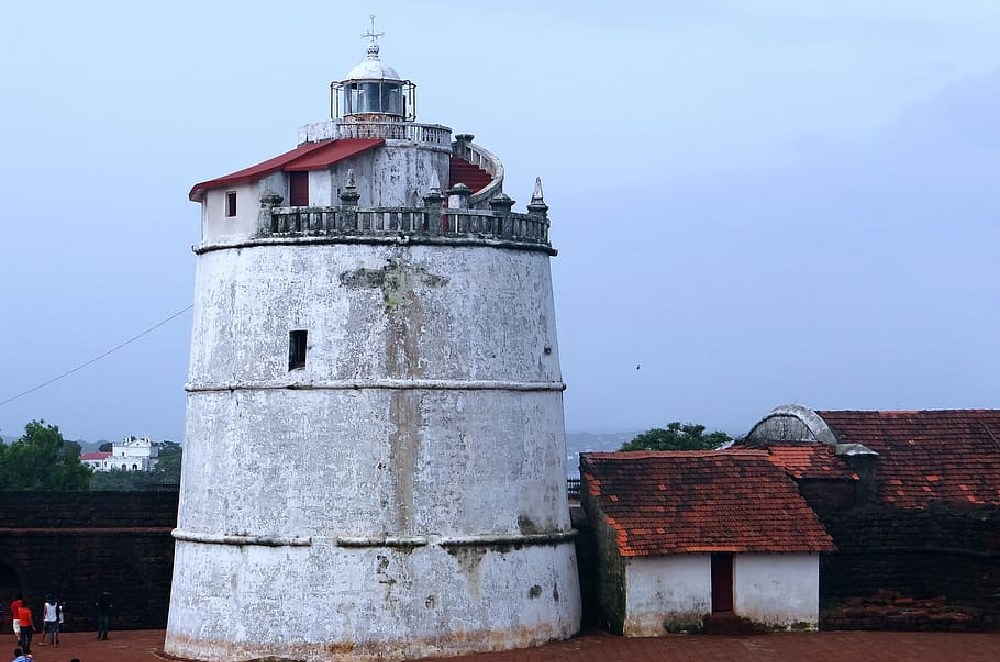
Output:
(0, 491), (178, 632)
(802, 485), (1000, 631)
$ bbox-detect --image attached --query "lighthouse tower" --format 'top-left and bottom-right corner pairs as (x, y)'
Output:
(166, 20), (580, 662)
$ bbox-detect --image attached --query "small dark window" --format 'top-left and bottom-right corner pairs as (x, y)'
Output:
(289, 171), (309, 206)
(288, 330), (308, 370)
(226, 191), (237, 217)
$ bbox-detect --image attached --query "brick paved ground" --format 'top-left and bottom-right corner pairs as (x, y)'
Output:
(21, 629), (1000, 662)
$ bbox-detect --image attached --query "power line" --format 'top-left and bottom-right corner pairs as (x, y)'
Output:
(0, 304), (193, 408)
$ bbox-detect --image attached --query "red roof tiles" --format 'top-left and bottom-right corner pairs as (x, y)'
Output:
(580, 450), (834, 557)
(766, 445), (858, 480)
(188, 138), (384, 201)
(816, 409), (1000, 507)
(80, 451), (111, 461)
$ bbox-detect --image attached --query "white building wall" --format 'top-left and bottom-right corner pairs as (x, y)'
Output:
(734, 554), (820, 629)
(202, 182), (259, 244)
(623, 555), (711, 636)
(619, 553), (820, 636)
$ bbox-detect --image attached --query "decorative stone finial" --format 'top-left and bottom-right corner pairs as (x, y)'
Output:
(531, 177), (544, 204)
(527, 177), (548, 218)
(340, 169), (360, 207)
(447, 182), (471, 209)
(260, 192), (284, 208)
(489, 193), (514, 213)
(423, 169), (445, 211)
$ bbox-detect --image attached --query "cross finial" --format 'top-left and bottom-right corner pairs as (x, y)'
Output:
(362, 13), (384, 46)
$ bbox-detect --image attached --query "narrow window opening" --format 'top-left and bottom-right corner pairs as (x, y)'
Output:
(289, 171), (310, 206)
(288, 330), (308, 370)
(225, 191), (237, 217)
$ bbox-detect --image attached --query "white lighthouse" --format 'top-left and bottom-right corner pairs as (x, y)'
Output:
(165, 18), (580, 662)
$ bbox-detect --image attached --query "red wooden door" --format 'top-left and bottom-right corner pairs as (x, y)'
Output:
(711, 553), (734, 612)
(289, 171), (309, 206)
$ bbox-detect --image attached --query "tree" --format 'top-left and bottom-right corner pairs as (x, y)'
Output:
(0, 420), (92, 490)
(98, 442), (113, 453)
(90, 468), (158, 491)
(620, 422), (732, 451)
(153, 442), (182, 484)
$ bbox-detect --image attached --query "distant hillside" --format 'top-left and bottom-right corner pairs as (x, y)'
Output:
(565, 430), (638, 477)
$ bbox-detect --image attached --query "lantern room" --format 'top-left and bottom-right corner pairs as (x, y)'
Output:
(331, 15), (416, 121)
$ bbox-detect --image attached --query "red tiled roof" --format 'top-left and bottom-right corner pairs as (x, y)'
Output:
(80, 451), (111, 461)
(188, 138), (384, 201)
(766, 445), (858, 480)
(580, 450), (834, 557)
(817, 410), (1000, 507)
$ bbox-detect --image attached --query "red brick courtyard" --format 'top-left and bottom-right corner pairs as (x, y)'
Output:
(18, 629), (1000, 662)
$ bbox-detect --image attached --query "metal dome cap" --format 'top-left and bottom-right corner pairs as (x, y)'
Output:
(344, 41), (401, 81)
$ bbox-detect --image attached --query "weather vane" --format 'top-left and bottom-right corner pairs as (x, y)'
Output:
(362, 13), (384, 46)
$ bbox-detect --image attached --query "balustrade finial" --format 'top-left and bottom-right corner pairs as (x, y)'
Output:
(340, 168), (360, 208)
(531, 177), (545, 204)
(428, 168), (442, 195)
(260, 192), (284, 208)
(527, 177), (548, 218)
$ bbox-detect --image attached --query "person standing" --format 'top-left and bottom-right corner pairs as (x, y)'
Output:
(95, 592), (112, 640)
(40, 597), (57, 647)
(8, 598), (20, 640)
(16, 603), (32, 655)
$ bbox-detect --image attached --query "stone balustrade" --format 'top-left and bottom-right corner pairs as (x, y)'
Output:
(259, 205), (551, 249)
(299, 119), (453, 147)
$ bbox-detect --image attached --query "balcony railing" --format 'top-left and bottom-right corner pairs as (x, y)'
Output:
(299, 120), (453, 147)
(261, 205), (550, 247)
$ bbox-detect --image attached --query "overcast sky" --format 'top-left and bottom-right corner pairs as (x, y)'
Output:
(2, 1), (999, 441)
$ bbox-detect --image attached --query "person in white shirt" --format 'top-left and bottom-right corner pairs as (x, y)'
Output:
(40, 598), (58, 647)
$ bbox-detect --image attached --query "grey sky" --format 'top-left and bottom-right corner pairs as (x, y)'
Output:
(2, 1), (999, 441)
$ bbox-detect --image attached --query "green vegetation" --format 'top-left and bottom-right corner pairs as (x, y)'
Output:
(90, 441), (181, 491)
(0, 421), (182, 491)
(0, 420), (92, 490)
(620, 422), (732, 451)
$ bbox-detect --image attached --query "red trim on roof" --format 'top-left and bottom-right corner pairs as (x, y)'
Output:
(283, 139), (383, 172)
(80, 451), (112, 461)
(188, 138), (384, 202)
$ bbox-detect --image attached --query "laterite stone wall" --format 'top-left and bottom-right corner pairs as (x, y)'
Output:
(799, 480), (1000, 631)
(0, 490), (178, 632)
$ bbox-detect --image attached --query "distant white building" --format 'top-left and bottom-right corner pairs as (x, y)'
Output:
(81, 436), (159, 472)
(79, 451), (112, 472)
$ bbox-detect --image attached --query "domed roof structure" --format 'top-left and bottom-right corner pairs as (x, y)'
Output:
(344, 42), (401, 80)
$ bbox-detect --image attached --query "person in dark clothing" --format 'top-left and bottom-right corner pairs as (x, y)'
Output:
(95, 592), (112, 640)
